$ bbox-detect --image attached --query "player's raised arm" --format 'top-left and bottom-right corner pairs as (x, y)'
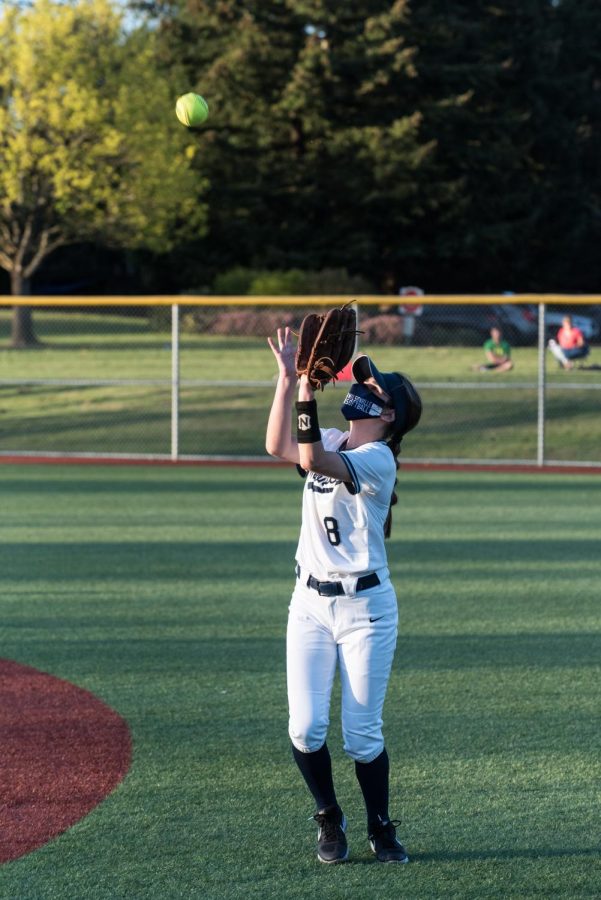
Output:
(296, 375), (352, 481)
(266, 327), (300, 464)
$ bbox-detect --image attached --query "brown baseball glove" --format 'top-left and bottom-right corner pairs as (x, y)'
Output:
(295, 303), (358, 390)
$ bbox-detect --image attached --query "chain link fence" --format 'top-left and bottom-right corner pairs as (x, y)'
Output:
(1, 296), (600, 466)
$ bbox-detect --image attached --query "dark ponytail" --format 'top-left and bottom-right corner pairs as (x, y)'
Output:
(384, 434), (402, 539)
(380, 371), (422, 538)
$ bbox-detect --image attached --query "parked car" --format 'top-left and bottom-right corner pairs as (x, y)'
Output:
(586, 305), (601, 338)
(523, 306), (600, 343)
(411, 303), (538, 346)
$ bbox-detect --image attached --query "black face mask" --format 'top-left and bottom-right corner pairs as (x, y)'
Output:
(340, 384), (386, 421)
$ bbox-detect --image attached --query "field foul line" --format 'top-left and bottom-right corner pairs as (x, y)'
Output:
(1, 379), (600, 391)
(0, 451), (600, 474)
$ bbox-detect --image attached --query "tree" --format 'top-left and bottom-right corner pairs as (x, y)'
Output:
(524, 0), (601, 290)
(402, 0), (601, 290)
(134, 0), (436, 290)
(133, 0), (601, 292)
(0, 0), (207, 347)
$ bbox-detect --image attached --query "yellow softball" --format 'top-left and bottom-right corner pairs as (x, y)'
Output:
(175, 93), (209, 128)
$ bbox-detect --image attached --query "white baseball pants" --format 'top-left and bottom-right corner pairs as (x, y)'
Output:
(286, 578), (398, 764)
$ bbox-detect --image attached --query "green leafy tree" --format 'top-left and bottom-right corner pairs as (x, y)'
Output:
(0, 0), (207, 346)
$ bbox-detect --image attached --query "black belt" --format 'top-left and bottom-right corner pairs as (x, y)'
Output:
(296, 565), (380, 597)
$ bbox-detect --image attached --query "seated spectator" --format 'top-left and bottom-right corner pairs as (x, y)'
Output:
(472, 326), (514, 373)
(548, 316), (590, 370)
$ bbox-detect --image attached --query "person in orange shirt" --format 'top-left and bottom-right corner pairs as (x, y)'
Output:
(548, 316), (590, 370)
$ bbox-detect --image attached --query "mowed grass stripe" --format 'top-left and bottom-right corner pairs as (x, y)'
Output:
(0, 465), (599, 899)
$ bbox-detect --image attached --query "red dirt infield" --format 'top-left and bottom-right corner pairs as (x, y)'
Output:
(0, 453), (600, 475)
(0, 659), (131, 864)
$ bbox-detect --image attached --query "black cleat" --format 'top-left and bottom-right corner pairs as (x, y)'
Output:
(368, 817), (409, 863)
(312, 804), (348, 864)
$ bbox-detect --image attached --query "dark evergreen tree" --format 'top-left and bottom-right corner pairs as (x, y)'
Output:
(132, 0), (436, 290)
(405, 0), (601, 290)
(130, 0), (601, 292)
(525, 0), (601, 290)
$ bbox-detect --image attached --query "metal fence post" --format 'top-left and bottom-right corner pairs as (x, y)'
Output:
(171, 303), (180, 461)
(537, 302), (546, 467)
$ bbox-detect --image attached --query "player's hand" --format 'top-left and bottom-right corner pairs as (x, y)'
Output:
(268, 326), (297, 380)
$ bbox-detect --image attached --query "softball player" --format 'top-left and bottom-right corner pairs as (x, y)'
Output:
(266, 326), (422, 864)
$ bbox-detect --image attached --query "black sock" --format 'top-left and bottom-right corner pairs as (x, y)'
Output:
(291, 742), (337, 811)
(354, 748), (390, 827)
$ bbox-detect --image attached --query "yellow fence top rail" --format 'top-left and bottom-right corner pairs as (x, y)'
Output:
(1, 294), (601, 307)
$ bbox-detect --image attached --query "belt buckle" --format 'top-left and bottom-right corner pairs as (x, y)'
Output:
(318, 581), (342, 597)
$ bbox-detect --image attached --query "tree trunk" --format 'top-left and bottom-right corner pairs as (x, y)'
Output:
(10, 273), (40, 349)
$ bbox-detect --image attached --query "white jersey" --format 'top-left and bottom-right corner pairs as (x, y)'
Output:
(295, 427), (397, 580)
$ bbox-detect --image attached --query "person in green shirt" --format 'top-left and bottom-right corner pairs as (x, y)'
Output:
(473, 326), (514, 373)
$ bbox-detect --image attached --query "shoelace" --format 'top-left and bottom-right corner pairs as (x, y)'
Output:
(371, 818), (402, 847)
(312, 811), (343, 842)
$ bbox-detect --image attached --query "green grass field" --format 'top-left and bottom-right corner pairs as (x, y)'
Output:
(1, 310), (600, 461)
(1, 463), (599, 899)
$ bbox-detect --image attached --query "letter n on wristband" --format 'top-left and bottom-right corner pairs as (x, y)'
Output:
(296, 400), (321, 443)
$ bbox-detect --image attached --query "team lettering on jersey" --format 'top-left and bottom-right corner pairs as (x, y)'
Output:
(308, 473), (341, 494)
(296, 428), (395, 578)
